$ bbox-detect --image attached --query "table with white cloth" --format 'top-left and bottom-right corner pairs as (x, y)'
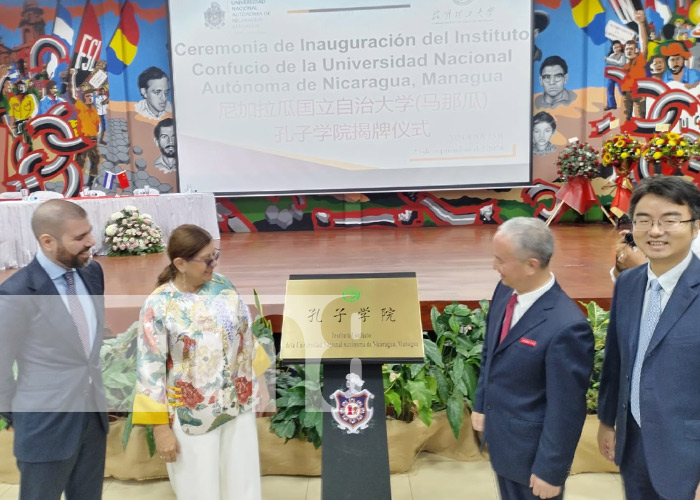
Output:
(0, 193), (220, 270)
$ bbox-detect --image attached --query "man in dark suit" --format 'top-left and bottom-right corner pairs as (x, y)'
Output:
(0, 199), (109, 500)
(473, 217), (594, 500)
(598, 176), (700, 500)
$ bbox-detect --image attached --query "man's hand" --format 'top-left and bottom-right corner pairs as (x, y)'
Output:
(530, 474), (562, 499)
(633, 10), (646, 24)
(153, 423), (180, 463)
(597, 422), (616, 462)
(471, 410), (485, 432)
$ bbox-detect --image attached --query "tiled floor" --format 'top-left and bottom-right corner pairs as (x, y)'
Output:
(0, 453), (624, 499)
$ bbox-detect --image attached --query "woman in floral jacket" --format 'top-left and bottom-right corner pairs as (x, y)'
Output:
(133, 224), (269, 499)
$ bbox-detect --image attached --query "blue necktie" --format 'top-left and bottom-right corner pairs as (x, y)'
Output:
(64, 270), (91, 356)
(630, 279), (662, 425)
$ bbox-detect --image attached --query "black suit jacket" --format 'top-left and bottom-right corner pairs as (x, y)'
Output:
(0, 257), (109, 462)
(474, 280), (594, 486)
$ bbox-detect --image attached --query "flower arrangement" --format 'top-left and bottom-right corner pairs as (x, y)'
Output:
(556, 140), (601, 180)
(602, 134), (642, 167)
(103, 205), (165, 256)
(642, 131), (691, 165)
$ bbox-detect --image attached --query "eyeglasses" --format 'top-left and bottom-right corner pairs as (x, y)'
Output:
(188, 249), (220, 267)
(632, 218), (695, 231)
(541, 73), (565, 83)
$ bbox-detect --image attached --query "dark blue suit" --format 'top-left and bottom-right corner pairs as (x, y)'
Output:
(0, 258), (109, 500)
(475, 281), (593, 499)
(598, 257), (700, 500)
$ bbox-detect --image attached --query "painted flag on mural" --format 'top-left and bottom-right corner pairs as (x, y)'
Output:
(117, 171), (130, 189)
(71, 1), (102, 88)
(103, 171), (116, 190)
(570, 0), (608, 44)
(107, 0), (140, 75)
(47, 1), (75, 78)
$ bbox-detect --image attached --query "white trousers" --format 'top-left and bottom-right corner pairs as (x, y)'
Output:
(167, 411), (262, 500)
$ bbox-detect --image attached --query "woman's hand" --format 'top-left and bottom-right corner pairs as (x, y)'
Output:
(153, 423), (180, 463)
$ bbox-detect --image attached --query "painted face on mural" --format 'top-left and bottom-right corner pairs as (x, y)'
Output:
(533, 122), (553, 150)
(668, 55), (686, 75)
(650, 56), (667, 76)
(624, 41), (638, 60)
(612, 42), (623, 55)
(141, 76), (170, 114)
(157, 125), (176, 158)
(16, 81), (27, 94)
(539, 65), (567, 99)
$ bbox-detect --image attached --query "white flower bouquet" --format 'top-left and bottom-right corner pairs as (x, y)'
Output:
(103, 206), (165, 256)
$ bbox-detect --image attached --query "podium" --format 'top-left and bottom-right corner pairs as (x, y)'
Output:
(281, 272), (424, 500)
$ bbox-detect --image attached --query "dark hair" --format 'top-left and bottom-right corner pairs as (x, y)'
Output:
(629, 176), (700, 220)
(138, 66), (168, 91)
(532, 111), (556, 131)
(608, 40), (623, 56)
(540, 55), (568, 76)
(625, 39), (639, 50)
(45, 80), (57, 91)
(154, 117), (174, 140)
(156, 224), (213, 287)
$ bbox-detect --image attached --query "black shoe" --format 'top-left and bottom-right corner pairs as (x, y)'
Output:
(603, 106), (617, 111)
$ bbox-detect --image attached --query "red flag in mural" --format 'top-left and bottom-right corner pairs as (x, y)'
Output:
(71, 1), (102, 88)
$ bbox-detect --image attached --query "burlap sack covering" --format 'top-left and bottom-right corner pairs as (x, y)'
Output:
(104, 419), (167, 480)
(570, 414), (619, 474)
(258, 417), (322, 476)
(0, 430), (19, 484)
(424, 409), (483, 461)
(386, 417), (432, 474)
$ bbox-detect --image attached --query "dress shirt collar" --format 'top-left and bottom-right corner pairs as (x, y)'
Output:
(36, 248), (72, 280)
(514, 273), (555, 313)
(646, 250), (693, 294)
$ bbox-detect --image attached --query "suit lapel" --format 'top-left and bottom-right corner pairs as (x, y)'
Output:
(494, 282), (559, 354)
(624, 269), (647, 368)
(77, 264), (104, 358)
(647, 257), (700, 354)
(27, 259), (88, 359)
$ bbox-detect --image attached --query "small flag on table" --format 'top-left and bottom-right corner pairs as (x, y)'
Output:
(103, 171), (115, 189)
(117, 171), (130, 189)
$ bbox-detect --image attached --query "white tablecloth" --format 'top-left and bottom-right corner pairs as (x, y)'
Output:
(0, 193), (220, 270)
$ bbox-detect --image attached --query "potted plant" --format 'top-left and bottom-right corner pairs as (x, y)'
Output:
(601, 134), (641, 218)
(642, 131), (691, 176)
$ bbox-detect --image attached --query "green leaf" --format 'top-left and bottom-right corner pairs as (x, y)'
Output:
(453, 304), (470, 317)
(433, 369), (450, 403)
(448, 315), (460, 334)
(385, 390), (402, 416)
(446, 393), (465, 439)
(406, 380), (433, 409)
(425, 375), (438, 395)
(463, 364), (478, 404)
(409, 363), (425, 379)
(145, 425), (157, 457)
(122, 413), (134, 450)
(430, 306), (440, 332)
(423, 338), (444, 367)
(417, 404), (433, 427)
(275, 419), (297, 439)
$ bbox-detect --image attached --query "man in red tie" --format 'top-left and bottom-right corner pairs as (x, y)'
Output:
(472, 217), (594, 500)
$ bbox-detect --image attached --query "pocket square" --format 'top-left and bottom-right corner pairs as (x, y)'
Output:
(520, 338), (537, 347)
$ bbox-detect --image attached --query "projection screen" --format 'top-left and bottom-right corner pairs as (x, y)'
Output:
(168, 1), (534, 195)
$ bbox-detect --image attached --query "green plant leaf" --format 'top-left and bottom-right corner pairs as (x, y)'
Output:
(121, 412), (134, 450)
(463, 364), (478, 405)
(453, 304), (470, 317)
(385, 390), (402, 416)
(448, 314), (460, 334)
(430, 306), (440, 332)
(275, 419), (297, 439)
(145, 425), (156, 457)
(423, 338), (444, 367)
(417, 404), (433, 427)
(446, 392), (465, 439)
(432, 368), (450, 404)
(406, 380), (433, 410)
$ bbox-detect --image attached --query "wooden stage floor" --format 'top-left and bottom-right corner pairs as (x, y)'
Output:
(0, 224), (620, 333)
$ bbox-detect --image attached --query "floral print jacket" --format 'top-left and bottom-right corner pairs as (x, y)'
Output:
(133, 274), (264, 435)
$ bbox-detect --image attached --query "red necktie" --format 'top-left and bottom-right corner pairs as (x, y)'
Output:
(499, 293), (518, 344)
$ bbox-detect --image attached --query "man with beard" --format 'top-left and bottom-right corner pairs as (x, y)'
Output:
(661, 42), (700, 89)
(0, 199), (108, 500)
(153, 117), (177, 173)
(534, 56), (577, 109)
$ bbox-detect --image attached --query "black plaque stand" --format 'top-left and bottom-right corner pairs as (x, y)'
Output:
(321, 361), (390, 500)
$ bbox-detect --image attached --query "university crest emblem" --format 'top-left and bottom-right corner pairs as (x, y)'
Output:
(205, 2), (225, 29)
(329, 373), (374, 434)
